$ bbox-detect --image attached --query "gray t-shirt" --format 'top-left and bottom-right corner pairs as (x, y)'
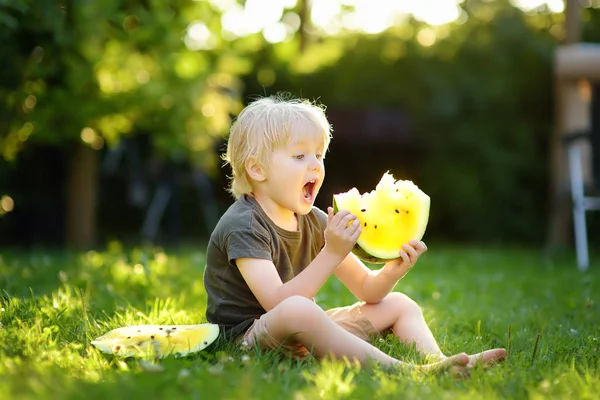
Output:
(203, 194), (328, 339)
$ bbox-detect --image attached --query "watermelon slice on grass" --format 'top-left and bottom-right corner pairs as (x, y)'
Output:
(91, 323), (219, 359)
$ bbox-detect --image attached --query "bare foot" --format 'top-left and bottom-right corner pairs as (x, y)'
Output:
(467, 348), (506, 368)
(417, 352), (470, 378)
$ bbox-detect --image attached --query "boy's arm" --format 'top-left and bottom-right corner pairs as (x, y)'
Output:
(237, 209), (361, 311)
(237, 249), (343, 311)
(334, 240), (427, 303)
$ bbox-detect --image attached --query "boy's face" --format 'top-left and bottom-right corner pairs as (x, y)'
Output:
(264, 133), (325, 216)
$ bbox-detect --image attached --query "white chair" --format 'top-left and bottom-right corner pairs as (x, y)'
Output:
(566, 83), (600, 271)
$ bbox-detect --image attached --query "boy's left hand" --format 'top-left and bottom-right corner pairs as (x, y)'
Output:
(383, 239), (428, 279)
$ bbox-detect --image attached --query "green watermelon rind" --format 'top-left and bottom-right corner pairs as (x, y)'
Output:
(90, 323), (220, 358)
(351, 243), (397, 264)
(332, 196), (399, 265)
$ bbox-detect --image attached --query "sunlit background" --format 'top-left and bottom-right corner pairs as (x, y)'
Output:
(197, 0), (564, 41)
(1, 0), (600, 253)
(184, 0), (582, 53)
(187, 0), (567, 48)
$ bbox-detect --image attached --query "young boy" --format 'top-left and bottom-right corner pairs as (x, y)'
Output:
(203, 94), (506, 373)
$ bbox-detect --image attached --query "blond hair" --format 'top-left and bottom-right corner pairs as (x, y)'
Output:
(223, 94), (332, 198)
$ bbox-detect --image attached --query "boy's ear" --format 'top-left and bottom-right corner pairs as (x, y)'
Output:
(245, 156), (267, 182)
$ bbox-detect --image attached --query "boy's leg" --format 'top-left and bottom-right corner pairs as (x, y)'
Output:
(355, 292), (506, 366)
(247, 295), (469, 373)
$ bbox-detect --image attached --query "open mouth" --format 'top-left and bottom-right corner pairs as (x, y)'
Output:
(303, 180), (316, 201)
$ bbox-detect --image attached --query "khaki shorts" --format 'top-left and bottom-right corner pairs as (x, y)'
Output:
(241, 301), (377, 360)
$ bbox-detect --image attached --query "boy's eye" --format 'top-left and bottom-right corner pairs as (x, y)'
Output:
(294, 154), (304, 160)
(316, 153), (323, 160)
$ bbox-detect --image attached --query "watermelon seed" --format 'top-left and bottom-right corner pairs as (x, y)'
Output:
(364, 222), (367, 227)
(115, 346), (121, 351)
(374, 225), (377, 229)
(203, 341), (208, 345)
(137, 330), (141, 332)
(405, 211), (409, 214)
(159, 327), (163, 330)
(172, 327), (177, 330)
(395, 209), (399, 213)
(360, 209), (366, 212)
(127, 336), (131, 339)
(137, 341), (143, 346)
(151, 335), (155, 339)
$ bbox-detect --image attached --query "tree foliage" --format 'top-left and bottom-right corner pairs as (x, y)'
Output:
(1, 0), (599, 245)
(243, 4), (600, 243)
(0, 0), (246, 172)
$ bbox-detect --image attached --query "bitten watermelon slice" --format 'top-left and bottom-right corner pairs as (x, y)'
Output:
(91, 323), (219, 358)
(333, 172), (430, 264)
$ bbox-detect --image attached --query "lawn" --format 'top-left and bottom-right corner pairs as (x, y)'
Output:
(1, 243), (598, 399)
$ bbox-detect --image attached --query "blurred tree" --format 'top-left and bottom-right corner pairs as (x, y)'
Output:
(298, 0), (311, 52)
(242, 1), (571, 244)
(0, 0), (245, 248)
(2, 0), (598, 247)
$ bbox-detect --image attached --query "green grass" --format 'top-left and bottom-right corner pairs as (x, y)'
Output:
(1, 242), (599, 399)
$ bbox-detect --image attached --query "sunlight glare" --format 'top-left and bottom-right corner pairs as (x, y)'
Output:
(213, 0), (570, 40)
(186, 22), (217, 50)
(417, 28), (436, 47)
(205, 0), (238, 12)
(311, 0), (342, 35)
(509, 0), (565, 13)
(221, 7), (249, 38)
(280, 0), (297, 8)
(313, 0), (464, 32)
(547, 0), (565, 12)
(352, 0), (396, 34)
(0, 195), (14, 213)
(263, 22), (289, 43)
(412, 0), (463, 26)
(80, 127), (96, 144)
(221, 0), (289, 39)
(282, 11), (301, 32)
(246, 0), (284, 26)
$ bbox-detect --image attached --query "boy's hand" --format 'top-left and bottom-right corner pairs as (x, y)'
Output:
(323, 207), (361, 259)
(383, 240), (428, 279)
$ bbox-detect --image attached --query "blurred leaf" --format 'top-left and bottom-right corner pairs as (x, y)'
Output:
(0, 0), (244, 168)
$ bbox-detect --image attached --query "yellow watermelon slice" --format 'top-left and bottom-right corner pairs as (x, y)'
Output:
(333, 171), (430, 264)
(91, 323), (219, 358)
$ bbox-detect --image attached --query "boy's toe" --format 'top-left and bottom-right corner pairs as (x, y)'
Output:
(469, 348), (506, 368)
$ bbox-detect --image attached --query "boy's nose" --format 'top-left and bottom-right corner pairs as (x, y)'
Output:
(309, 157), (321, 171)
